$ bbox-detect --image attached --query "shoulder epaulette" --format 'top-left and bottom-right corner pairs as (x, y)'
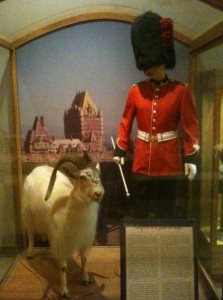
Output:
(173, 80), (188, 86)
(132, 80), (147, 87)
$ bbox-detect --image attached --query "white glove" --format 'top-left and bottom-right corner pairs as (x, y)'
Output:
(184, 163), (197, 180)
(113, 156), (125, 165)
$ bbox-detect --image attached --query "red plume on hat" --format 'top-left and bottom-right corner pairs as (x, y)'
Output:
(160, 18), (174, 47)
(131, 11), (176, 71)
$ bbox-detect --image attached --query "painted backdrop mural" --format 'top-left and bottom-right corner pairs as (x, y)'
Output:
(16, 20), (190, 245)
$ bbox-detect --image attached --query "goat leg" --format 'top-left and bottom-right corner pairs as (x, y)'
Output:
(80, 250), (94, 285)
(59, 262), (70, 298)
(27, 229), (34, 259)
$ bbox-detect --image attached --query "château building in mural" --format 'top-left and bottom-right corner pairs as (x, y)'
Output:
(64, 90), (103, 152)
(23, 90), (107, 161)
(24, 116), (53, 153)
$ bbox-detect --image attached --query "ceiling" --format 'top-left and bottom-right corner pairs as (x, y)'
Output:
(0, 0), (223, 47)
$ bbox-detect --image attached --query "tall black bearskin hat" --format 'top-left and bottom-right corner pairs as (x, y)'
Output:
(131, 11), (176, 71)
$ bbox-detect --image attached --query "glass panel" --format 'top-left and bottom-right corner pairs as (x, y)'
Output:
(196, 43), (223, 299)
(0, 46), (18, 248)
(199, 77), (213, 240)
(0, 46), (19, 280)
(197, 46), (223, 242)
(219, 91), (223, 239)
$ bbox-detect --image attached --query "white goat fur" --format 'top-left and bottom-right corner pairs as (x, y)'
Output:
(22, 164), (104, 298)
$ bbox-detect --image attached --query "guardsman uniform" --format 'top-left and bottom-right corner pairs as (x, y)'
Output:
(116, 77), (199, 177)
(113, 11), (200, 219)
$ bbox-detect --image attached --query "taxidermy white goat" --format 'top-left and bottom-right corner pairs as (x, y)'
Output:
(22, 153), (104, 298)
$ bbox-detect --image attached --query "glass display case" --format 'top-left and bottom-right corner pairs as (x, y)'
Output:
(1, 9), (223, 299)
(195, 42), (223, 299)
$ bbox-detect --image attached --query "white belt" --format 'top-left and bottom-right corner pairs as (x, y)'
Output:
(137, 130), (178, 143)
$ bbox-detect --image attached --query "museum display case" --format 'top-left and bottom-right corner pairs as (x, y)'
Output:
(1, 1), (223, 299)
(195, 42), (223, 299)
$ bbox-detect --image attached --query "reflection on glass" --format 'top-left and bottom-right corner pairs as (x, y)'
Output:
(196, 43), (223, 299)
(0, 46), (18, 248)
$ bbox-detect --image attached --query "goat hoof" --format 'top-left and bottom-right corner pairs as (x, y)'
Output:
(81, 278), (94, 286)
(81, 280), (89, 286)
(60, 291), (70, 299)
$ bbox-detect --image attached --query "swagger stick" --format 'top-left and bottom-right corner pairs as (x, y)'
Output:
(111, 137), (130, 197)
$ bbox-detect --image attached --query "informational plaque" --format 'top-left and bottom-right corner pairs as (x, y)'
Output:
(120, 219), (198, 300)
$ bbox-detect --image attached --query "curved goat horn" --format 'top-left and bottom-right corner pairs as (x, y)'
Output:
(45, 154), (90, 201)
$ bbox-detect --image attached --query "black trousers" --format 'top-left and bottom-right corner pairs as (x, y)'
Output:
(132, 178), (177, 219)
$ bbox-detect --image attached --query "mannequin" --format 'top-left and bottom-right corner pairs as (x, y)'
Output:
(113, 11), (200, 219)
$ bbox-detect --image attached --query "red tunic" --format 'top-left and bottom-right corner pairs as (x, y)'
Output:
(116, 79), (200, 176)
